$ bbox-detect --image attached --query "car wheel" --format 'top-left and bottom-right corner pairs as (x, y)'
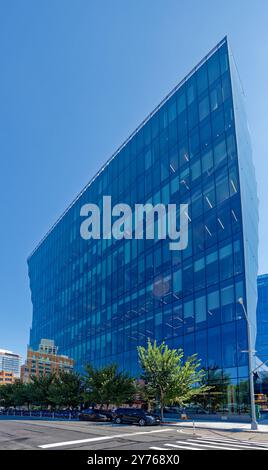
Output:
(115, 417), (122, 424)
(138, 418), (146, 426)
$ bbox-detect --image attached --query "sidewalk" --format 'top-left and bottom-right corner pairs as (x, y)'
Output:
(162, 419), (268, 433)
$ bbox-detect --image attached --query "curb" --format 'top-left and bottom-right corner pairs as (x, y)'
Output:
(160, 421), (268, 434)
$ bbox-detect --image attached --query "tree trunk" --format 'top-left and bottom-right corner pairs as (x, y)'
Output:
(160, 390), (164, 421)
(160, 404), (164, 421)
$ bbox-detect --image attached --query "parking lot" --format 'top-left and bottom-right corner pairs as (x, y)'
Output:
(1, 419), (268, 450)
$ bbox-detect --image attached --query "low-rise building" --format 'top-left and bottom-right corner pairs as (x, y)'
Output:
(0, 370), (15, 385)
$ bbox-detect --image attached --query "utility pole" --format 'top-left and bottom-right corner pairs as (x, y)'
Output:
(238, 297), (258, 430)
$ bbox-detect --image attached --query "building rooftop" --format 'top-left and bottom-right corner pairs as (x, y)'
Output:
(0, 349), (20, 357)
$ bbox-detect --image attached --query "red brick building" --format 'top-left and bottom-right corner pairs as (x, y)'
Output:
(21, 339), (74, 382)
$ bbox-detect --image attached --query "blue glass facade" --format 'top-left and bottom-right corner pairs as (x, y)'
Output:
(256, 274), (268, 363)
(28, 38), (258, 414)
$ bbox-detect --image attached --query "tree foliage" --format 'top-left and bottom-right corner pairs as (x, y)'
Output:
(29, 375), (55, 407)
(48, 372), (83, 408)
(84, 363), (137, 408)
(0, 372), (83, 409)
(0, 383), (15, 408)
(0, 347), (212, 417)
(138, 339), (211, 419)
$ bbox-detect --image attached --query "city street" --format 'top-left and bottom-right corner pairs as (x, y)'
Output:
(1, 419), (268, 450)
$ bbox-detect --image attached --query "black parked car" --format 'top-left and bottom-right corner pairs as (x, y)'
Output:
(113, 408), (161, 426)
(96, 409), (113, 421)
(78, 409), (110, 422)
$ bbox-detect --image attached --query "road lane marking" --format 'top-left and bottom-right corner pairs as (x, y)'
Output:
(165, 443), (201, 450)
(176, 440), (243, 450)
(150, 446), (168, 450)
(151, 438), (268, 451)
(196, 436), (268, 448)
(193, 438), (268, 450)
(39, 428), (173, 449)
(175, 439), (268, 450)
(197, 435), (263, 443)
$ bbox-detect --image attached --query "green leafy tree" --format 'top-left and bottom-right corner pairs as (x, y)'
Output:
(138, 339), (211, 420)
(48, 372), (83, 409)
(28, 375), (56, 408)
(136, 379), (157, 412)
(11, 380), (28, 408)
(0, 381), (31, 409)
(23, 381), (41, 409)
(0, 383), (15, 408)
(84, 363), (136, 408)
(108, 369), (137, 407)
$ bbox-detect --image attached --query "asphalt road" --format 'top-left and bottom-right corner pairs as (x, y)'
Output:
(1, 419), (268, 450)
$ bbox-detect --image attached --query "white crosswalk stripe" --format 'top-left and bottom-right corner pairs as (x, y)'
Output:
(164, 443), (202, 450)
(150, 446), (167, 450)
(175, 439), (251, 450)
(196, 436), (268, 448)
(149, 436), (268, 451)
(180, 438), (268, 450)
(196, 435), (268, 446)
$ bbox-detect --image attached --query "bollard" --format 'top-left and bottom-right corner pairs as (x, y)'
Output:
(193, 420), (196, 436)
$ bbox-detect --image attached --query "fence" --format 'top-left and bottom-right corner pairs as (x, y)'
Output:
(0, 409), (79, 420)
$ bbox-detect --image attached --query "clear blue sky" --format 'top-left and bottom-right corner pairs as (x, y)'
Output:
(0, 0), (267, 360)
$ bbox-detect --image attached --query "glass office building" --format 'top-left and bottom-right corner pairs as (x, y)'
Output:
(256, 274), (268, 364)
(28, 37), (258, 414)
(0, 349), (21, 378)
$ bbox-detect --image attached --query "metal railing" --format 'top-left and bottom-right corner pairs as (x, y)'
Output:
(0, 409), (79, 420)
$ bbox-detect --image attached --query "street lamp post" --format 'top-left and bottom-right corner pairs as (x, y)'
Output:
(238, 297), (258, 430)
